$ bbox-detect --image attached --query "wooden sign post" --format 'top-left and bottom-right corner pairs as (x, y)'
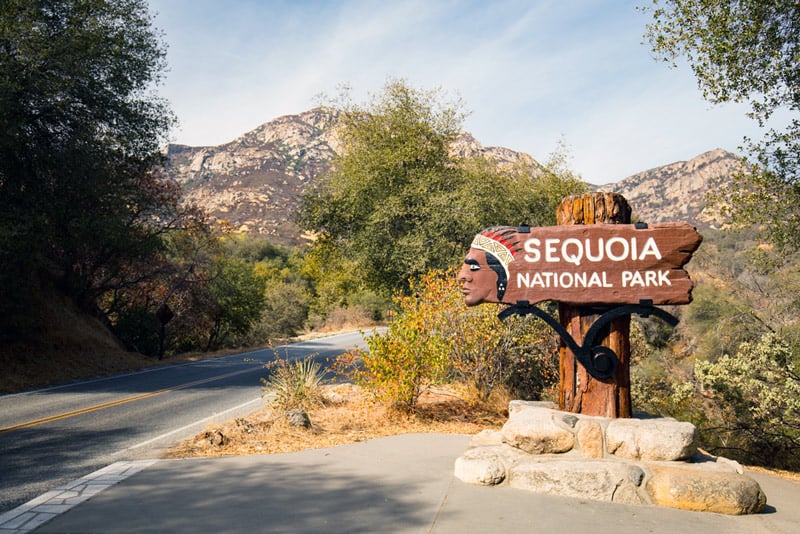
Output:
(557, 193), (631, 417)
(457, 192), (702, 417)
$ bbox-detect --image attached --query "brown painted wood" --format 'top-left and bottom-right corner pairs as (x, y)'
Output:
(469, 222), (703, 306)
(557, 193), (633, 417)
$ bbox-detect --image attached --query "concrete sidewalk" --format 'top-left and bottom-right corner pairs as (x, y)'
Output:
(3, 433), (798, 533)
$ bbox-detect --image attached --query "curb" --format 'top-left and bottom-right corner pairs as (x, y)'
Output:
(0, 460), (157, 533)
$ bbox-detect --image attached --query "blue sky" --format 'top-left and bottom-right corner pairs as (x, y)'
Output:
(148, 0), (763, 185)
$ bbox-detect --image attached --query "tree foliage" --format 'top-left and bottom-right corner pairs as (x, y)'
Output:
(204, 256), (266, 350)
(300, 79), (586, 298)
(696, 333), (800, 469)
(642, 4), (800, 466)
(629, 228), (800, 470)
(0, 0), (183, 338)
(335, 269), (559, 412)
(643, 0), (800, 251)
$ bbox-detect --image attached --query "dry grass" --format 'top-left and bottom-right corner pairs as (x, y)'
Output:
(747, 465), (800, 483)
(162, 383), (800, 486)
(162, 383), (507, 458)
(0, 286), (249, 394)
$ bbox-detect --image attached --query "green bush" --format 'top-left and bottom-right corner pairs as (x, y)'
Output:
(335, 269), (559, 412)
(246, 281), (310, 344)
(261, 354), (328, 411)
(696, 332), (800, 470)
(112, 307), (162, 357)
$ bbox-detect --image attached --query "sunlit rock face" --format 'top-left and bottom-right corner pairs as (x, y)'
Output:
(596, 148), (745, 228)
(163, 107), (741, 246)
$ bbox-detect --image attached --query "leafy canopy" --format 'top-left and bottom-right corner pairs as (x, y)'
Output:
(643, 0), (800, 251)
(696, 332), (800, 469)
(301, 79), (586, 297)
(0, 0), (178, 335)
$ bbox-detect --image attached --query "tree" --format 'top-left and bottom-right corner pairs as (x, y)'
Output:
(696, 332), (800, 469)
(205, 256), (266, 350)
(300, 79), (586, 297)
(0, 0), (177, 337)
(642, 0), (800, 251)
(335, 269), (559, 412)
(628, 226), (800, 469)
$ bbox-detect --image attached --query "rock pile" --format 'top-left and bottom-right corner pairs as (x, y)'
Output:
(455, 401), (766, 515)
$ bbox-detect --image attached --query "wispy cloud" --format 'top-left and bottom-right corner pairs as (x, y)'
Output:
(149, 0), (761, 184)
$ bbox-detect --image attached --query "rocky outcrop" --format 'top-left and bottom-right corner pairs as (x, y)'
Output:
(162, 108), (543, 246)
(162, 108), (341, 245)
(449, 132), (542, 173)
(163, 107), (744, 246)
(455, 401), (767, 515)
(597, 148), (745, 228)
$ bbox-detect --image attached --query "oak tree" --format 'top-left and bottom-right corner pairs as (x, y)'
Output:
(0, 0), (179, 337)
(300, 79), (585, 298)
(643, 0), (800, 250)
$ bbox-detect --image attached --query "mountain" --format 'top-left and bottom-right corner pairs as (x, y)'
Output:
(162, 108), (742, 245)
(162, 108), (340, 245)
(162, 107), (543, 246)
(596, 148), (744, 227)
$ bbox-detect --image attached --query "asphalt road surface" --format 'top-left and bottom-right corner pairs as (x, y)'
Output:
(0, 330), (373, 513)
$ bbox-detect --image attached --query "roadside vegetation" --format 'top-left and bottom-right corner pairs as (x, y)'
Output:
(630, 226), (800, 470)
(635, 0), (800, 471)
(2, 0), (798, 473)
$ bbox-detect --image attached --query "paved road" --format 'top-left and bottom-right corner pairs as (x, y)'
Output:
(0, 331), (372, 514)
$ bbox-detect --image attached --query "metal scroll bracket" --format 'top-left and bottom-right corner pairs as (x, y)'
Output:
(498, 299), (679, 381)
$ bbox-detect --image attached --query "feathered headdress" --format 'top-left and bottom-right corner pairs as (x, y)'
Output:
(470, 226), (521, 280)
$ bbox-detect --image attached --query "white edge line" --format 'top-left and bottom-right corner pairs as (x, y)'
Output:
(2, 329), (376, 399)
(0, 460), (158, 533)
(125, 396), (270, 451)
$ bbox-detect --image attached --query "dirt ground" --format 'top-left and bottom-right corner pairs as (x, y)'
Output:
(162, 383), (508, 458)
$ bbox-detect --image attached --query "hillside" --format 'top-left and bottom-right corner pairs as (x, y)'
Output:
(4, 111), (749, 392)
(161, 108), (542, 245)
(163, 108), (743, 241)
(0, 289), (150, 392)
(596, 148), (744, 227)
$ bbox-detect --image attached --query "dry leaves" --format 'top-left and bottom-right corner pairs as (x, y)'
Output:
(162, 383), (507, 458)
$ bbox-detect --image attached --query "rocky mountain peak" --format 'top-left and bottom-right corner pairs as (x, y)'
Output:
(162, 108), (547, 244)
(449, 132), (541, 172)
(596, 148), (744, 226)
(162, 108), (742, 245)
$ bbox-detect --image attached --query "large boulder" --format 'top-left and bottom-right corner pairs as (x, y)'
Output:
(606, 418), (696, 461)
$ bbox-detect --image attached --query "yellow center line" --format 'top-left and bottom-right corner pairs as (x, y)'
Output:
(0, 366), (260, 433)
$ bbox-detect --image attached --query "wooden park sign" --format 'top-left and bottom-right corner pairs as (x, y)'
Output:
(458, 193), (703, 418)
(461, 222), (701, 307)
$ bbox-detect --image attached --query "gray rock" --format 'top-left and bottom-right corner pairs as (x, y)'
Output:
(501, 405), (574, 454)
(606, 418), (696, 461)
(468, 429), (504, 448)
(508, 400), (557, 413)
(646, 463), (767, 514)
(508, 458), (648, 505)
(285, 408), (311, 428)
(454, 446), (510, 486)
(454, 402), (767, 515)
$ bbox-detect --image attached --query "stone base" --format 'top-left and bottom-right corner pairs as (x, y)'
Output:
(454, 401), (766, 515)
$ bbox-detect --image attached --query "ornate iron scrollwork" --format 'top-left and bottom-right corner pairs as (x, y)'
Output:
(499, 300), (679, 381)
